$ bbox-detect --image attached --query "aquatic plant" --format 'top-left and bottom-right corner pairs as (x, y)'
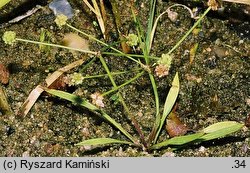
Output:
(1, 0), (245, 153)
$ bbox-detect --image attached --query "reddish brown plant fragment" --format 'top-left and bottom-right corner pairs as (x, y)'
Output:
(245, 114), (250, 127)
(0, 63), (10, 84)
(166, 112), (188, 137)
(48, 75), (68, 90)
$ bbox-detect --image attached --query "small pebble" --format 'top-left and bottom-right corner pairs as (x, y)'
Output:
(198, 146), (206, 153)
(162, 151), (175, 157)
(167, 9), (178, 22)
(246, 98), (250, 106)
(22, 150), (30, 157)
(49, 0), (74, 18)
(214, 45), (229, 58)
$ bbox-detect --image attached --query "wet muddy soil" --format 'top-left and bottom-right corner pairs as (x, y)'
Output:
(0, 0), (249, 156)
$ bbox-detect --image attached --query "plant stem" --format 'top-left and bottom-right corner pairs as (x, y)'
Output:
(167, 7), (211, 55)
(102, 71), (144, 96)
(147, 74), (160, 144)
(0, 0), (11, 9)
(16, 38), (97, 55)
(102, 52), (159, 60)
(83, 68), (141, 80)
(148, 7), (212, 145)
(98, 55), (147, 147)
(142, 0), (160, 145)
(79, 57), (97, 73)
(145, 0), (157, 59)
(109, 0), (131, 53)
(66, 24), (145, 67)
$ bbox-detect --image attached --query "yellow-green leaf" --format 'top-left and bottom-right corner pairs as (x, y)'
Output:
(154, 72), (180, 143)
(203, 121), (243, 133)
(0, 0), (11, 9)
(201, 121), (244, 141)
(151, 132), (204, 150)
(75, 138), (133, 146)
(45, 89), (136, 144)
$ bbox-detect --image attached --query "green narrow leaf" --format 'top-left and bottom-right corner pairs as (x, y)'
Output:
(0, 0), (11, 9)
(154, 72), (180, 143)
(145, 0), (157, 54)
(200, 121), (244, 141)
(75, 138), (133, 146)
(45, 89), (136, 144)
(151, 132), (204, 150)
(203, 121), (242, 133)
(47, 89), (97, 110)
(151, 121), (244, 150)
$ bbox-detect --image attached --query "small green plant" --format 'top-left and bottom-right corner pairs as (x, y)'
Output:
(2, 1), (244, 153)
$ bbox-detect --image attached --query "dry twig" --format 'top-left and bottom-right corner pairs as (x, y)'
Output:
(19, 58), (86, 116)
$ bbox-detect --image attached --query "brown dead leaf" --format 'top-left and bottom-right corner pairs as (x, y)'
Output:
(166, 112), (188, 137)
(19, 58), (86, 117)
(0, 63), (10, 84)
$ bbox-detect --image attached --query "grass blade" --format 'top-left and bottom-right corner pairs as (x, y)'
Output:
(151, 121), (244, 150)
(145, 0), (157, 55)
(75, 138), (133, 146)
(0, 0), (10, 9)
(151, 132), (204, 150)
(91, 0), (105, 38)
(167, 7), (211, 55)
(45, 89), (137, 144)
(200, 121), (244, 141)
(150, 4), (195, 49)
(153, 72), (180, 143)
